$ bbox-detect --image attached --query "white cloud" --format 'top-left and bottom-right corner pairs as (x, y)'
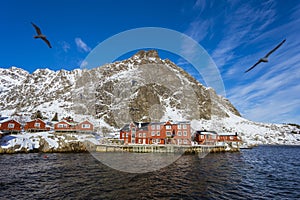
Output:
(183, 1), (300, 123)
(212, 2), (277, 69)
(61, 41), (71, 52)
(75, 38), (91, 53)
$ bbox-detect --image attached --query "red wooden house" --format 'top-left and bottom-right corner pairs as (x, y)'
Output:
(0, 119), (22, 134)
(120, 121), (192, 145)
(193, 131), (241, 145)
(76, 120), (94, 133)
(148, 122), (165, 144)
(171, 121), (192, 145)
(193, 130), (218, 145)
(54, 120), (94, 133)
(120, 122), (150, 144)
(218, 132), (241, 142)
(24, 118), (50, 132)
(54, 120), (77, 133)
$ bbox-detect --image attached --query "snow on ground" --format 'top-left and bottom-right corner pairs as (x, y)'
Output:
(191, 113), (300, 146)
(0, 131), (99, 152)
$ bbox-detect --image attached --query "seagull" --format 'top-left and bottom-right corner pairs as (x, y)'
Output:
(31, 22), (52, 48)
(245, 39), (286, 73)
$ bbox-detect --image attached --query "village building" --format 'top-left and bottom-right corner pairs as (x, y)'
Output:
(24, 118), (50, 132)
(120, 121), (192, 145)
(193, 130), (218, 145)
(54, 120), (94, 133)
(54, 120), (77, 133)
(193, 130), (242, 146)
(76, 120), (94, 133)
(0, 119), (22, 134)
(217, 132), (242, 146)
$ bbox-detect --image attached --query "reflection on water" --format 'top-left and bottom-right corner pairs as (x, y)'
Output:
(0, 146), (299, 199)
(91, 152), (182, 173)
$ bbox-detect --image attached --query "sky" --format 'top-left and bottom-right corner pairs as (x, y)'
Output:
(0, 0), (299, 124)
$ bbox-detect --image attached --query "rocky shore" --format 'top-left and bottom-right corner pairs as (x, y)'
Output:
(0, 132), (98, 154)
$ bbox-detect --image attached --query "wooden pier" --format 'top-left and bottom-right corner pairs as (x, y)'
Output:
(95, 144), (239, 153)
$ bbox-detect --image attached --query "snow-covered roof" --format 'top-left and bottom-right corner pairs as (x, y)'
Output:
(218, 132), (237, 136)
(0, 118), (20, 124)
(0, 117), (9, 123)
(195, 130), (218, 135)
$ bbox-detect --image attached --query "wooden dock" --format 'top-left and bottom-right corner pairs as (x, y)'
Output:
(95, 144), (239, 153)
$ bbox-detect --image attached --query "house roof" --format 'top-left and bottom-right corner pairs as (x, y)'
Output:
(26, 118), (45, 124)
(0, 116), (9, 122)
(0, 118), (21, 125)
(120, 122), (150, 131)
(173, 121), (191, 125)
(218, 132), (237, 136)
(195, 130), (218, 135)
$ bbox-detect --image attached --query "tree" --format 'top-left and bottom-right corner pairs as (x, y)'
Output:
(51, 112), (58, 121)
(31, 110), (43, 119)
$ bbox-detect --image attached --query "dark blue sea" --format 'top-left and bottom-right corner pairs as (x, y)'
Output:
(0, 146), (299, 199)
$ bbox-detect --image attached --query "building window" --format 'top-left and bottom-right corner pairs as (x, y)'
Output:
(178, 124), (181, 129)
(178, 139), (182, 144)
(138, 139), (142, 144)
(132, 133), (135, 138)
(183, 131), (187, 136)
(166, 131), (171, 136)
(157, 139), (160, 143)
(183, 124), (187, 129)
(178, 131), (182, 136)
(82, 124), (90, 129)
(34, 123), (40, 128)
(58, 124), (67, 128)
(156, 125), (160, 129)
(157, 131), (160, 136)
(166, 125), (171, 129)
(131, 139), (135, 144)
(151, 131), (155, 136)
(151, 125), (155, 130)
(184, 139), (187, 144)
(143, 133), (146, 138)
(8, 123), (15, 128)
(139, 133), (142, 137)
(132, 127), (136, 133)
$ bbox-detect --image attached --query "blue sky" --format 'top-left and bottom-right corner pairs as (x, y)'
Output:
(1, 0), (299, 124)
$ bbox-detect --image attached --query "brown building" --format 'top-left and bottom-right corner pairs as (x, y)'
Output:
(120, 121), (192, 145)
(54, 120), (94, 133)
(24, 118), (50, 132)
(0, 119), (22, 134)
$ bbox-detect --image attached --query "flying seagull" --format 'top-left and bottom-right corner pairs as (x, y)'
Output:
(31, 22), (52, 48)
(245, 39), (286, 73)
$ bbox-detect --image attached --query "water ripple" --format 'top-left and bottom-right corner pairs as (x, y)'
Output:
(0, 146), (299, 199)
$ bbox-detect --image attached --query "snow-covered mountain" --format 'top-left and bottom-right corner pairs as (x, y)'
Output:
(1, 50), (299, 145)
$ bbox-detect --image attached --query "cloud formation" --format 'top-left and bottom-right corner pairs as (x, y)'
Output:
(60, 41), (71, 53)
(75, 38), (91, 53)
(183, 1), (300, 123)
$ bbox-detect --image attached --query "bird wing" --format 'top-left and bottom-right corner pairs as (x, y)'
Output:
(265, 39), (286, 58)
(41, 37), (52, 48)
(245, 60), (262, 73)
(31, 22), (42, 35)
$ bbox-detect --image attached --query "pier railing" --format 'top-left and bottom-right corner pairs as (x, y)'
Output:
(95, 143), (238, 153)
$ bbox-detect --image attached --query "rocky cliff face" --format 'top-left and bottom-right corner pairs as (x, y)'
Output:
(1, 50), (240, 128)
(87, 50), (240, 128)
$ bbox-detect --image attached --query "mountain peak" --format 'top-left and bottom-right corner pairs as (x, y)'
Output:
(131, 50), (160, 60)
